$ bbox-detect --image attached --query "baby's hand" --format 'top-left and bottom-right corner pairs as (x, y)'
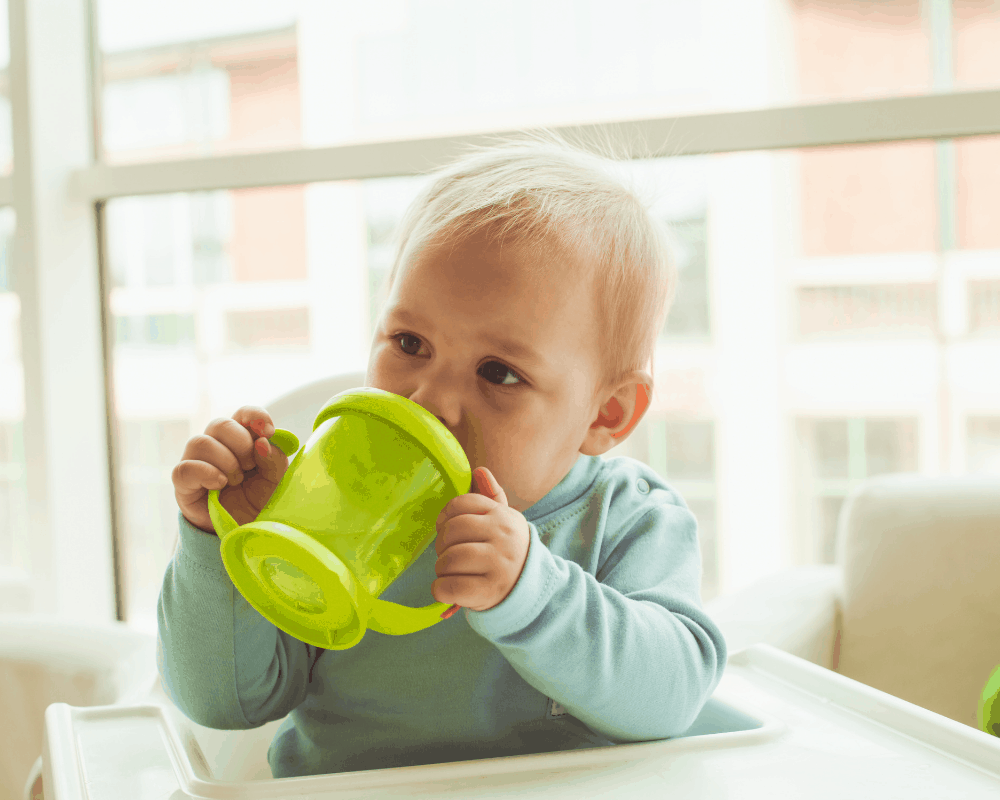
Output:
(172, 407), (289, 535)
(432, 467), (530, 612)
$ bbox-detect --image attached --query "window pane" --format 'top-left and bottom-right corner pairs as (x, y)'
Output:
(662, 216), (710, 339)
(865, 418), (918, 475)
(662, 422), (715, 482)
(0, 0), (11, 176)
(645, 417), (718, 601)
(818, 496), (844, 565)
(967, 417), (1000, 474)
(797, 418), (919, 563)
(970, 281), (1000, 333)
(954, 1), (1000, 93)
(686, 498), (719, 602)
(107, 136), (1000, 620)
(92, 0), (995, 164)
(106, 178), (426, 629)
(116, 418), (189, 622)
(797, 285), (938, 337)
(620, 157), (710, 341)
(0, 207), (23, 576)
(811, 420), (850, 480)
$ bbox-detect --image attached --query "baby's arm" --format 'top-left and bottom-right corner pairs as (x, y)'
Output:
(158, 408), (322, 730)
(465, 493), (727, 743)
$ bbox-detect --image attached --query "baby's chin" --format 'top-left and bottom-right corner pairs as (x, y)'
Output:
(502, 485), (535, 513)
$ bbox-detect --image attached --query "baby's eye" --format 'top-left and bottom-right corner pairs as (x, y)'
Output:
(479, 361), (523, 387)
(396, 334), (424, 356)
(395, 334), (523, 388)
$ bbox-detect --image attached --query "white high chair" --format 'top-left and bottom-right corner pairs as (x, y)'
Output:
(21, 372), (1000, 795)
(704, 472), (1000, 732)
(18, 371), (368, 799)
(0, 615), (157, 800)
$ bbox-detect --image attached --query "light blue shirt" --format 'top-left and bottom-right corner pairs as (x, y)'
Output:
(157, 453), (727, 777)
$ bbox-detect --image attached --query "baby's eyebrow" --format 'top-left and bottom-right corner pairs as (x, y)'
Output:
(489, 336), (547, 367)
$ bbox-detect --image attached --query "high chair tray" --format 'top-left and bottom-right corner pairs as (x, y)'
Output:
(42, 643), (1000, 799)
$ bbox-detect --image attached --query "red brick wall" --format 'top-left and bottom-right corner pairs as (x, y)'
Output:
(793, 0), (1000, 255)
(955, 2), (1000, 249)
(227, 54), (308, 282)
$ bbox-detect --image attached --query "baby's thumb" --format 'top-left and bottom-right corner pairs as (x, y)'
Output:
(253, 434), (292, 484)
(473, 467), (507, 505)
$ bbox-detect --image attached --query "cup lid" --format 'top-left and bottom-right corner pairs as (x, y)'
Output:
(220, 520), (372, 650)
(313, 387), (472, 497)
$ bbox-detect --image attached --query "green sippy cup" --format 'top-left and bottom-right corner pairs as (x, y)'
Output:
(207, 387), (471, 650)
(979, 663), (1000, 737)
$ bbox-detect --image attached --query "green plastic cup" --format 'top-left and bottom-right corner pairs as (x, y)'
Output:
(979, 663), (1000, 737)
(207, 387), (471, 650)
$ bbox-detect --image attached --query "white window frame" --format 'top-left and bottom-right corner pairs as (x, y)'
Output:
(6, 0), (1000, 622)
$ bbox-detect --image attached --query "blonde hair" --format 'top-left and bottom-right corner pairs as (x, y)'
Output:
(375, 131), (677, 404)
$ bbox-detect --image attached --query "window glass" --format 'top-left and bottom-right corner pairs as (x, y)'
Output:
(954, 1), (1000, 93)
(796, 418), (919, 563)
(0, 208), (23, 575)
(970, 281), (1000, 334)
(0, 0), (11, 175)
(106, 179), (427, 629)
(967, 417), (1000, 474)
(645, 418), (719, 600)
(105, 133), (1000, 625)
(91, 1), (1000, 164)
(686, 497), (719, 601)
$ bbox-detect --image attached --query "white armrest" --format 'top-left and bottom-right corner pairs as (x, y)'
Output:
(145, 676), (280, 782)
(705, 565), (842, 669)
(0, 615), (156, 800)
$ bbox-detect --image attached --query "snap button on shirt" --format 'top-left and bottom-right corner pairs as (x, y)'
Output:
(637, 479), (649, 494)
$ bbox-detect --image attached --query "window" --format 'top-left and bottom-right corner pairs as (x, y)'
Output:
(105, 181), (417, 625)
(967, 417), (1000, 474)
(90, 19), (1000, 628)
(226, 307), (309, 350)
(114, 419), (191, 631)
(647, 418), (719, 601)
(797, 285), (938, 337)
(0, 0), (12, 175)
(970, 281), (1000, 333)
(662, 216), (710, 340)
(7, 0), (1000, 624)
(97, 13), (297, 163)
(91, 1), (1000, 164)
(0, 421), (26, 575)
(796, 418), (919, 563)
(102, 67), (230, 154)
(116, 314), (196, 347)
(0, 207), (22, 577)
(364, 176), (429, 334)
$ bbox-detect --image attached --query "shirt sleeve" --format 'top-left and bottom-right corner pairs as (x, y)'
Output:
(464, 495), (727, 742)
(156, 512), (323, 730)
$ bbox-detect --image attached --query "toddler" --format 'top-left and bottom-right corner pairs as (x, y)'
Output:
(160, 134), (728, 778)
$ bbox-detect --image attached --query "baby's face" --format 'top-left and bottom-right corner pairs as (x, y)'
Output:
(366, 230), (613, 512)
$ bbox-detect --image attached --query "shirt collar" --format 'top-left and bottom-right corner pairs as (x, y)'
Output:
(523, 453), (603, 523)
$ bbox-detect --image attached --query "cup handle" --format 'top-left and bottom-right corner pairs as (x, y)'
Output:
(206, 428), (300, 537)
(207, 489), (239, 537)
(366, 597), (456, 635)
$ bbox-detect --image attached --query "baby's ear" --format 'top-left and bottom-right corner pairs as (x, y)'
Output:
(610, 382), (651, 440)
(580, 373), (652, 455)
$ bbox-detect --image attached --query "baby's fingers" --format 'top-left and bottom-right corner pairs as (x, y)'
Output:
(172, 459), (228, 500)
(182, 433), (246, 486)
(232, 405), (275, 441)
(234, 436), (289, 514)
(251, 436), (290, 484)
(203, 418), (256, 473)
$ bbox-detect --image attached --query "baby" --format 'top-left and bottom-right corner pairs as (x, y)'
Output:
(160, 134), (727, 778)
